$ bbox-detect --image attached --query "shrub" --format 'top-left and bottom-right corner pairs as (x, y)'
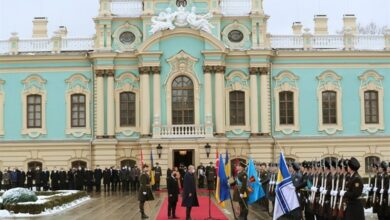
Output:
(2, 188), (38, 205)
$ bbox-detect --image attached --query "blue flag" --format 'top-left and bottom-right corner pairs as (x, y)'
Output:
(246, 159), (265, 205)
(218, 154), (231, 202)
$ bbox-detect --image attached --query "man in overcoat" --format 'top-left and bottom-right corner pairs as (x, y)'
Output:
(138, 164), (154, 219)
(182, 165), (199, 220)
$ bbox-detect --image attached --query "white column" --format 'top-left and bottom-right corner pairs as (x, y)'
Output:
(203, 66), (213, 122)
(140, 67), (150, 136)
(260, 68), (270, 134)
(153, 67), (161, 122)
(106, 70), (115, 137)
(96, 70), (105, 137)
(249, 68), (259, 134)
(214, 66), (225, 134)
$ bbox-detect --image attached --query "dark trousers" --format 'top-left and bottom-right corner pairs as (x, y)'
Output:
(139, 201), (145, 213)
(104, 183), (110, 192)
(95, 181), (101, 192)
(168, 200), (177, 217)
(155, 180), (160, 191)
(239, 199), (248, 220)
(186, 207), (192, 220)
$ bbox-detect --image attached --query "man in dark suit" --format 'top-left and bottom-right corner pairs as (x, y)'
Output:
(35, 167), (42, 191)
(59, 168), (67, 190)
(94, 165), (103, 192)
(51, 167), (60, 190)
(42, 167), (50, 191)
(103, 167), (111, 192)
(182, 165), (199, 220)
(154, 162), (162, 191)
(167, 168), (179, 219)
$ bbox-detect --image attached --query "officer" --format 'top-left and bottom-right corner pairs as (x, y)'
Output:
(138, 164), (154, 219)
(339, 157), (364, 220)
(154, 162), (162, 191)
(233, 162), (248, 220)
(206, 162), (216, 190)
(197, 162), (206, 188)
(258, 162), (270, 211)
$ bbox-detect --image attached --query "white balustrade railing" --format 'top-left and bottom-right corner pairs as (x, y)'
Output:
(271, 35), (304, 49)
(18, 38), (52, 52)
(221, 0), (251, 16)
(354, 35), (385, 50)
(111, 0), (143, 17)
(0, 40), (8, 54)
(62, 37), (94, 51)
(160, 124), (206, 138)
(312, 35), (344, 49)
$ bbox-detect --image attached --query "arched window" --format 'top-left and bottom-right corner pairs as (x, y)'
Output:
(27, 161), (42, 171)
(229, 91), (245, 125)
(120, 92), (136, 126)
(322, 91), (337, 124)
(279, 91), (294, 125)
(172, 76), (194, 124)
(365, 156), (380, 173)
(71, 160), (87, 169)
(27, 95), (42, 128)
(364, 91), (379, 124)
(230, 158), (247, 177)
(120, 159), (136, 168)
(71, 94), (86, 127)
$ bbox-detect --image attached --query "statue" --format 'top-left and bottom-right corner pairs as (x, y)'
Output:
(187, 7), (214, 33)
(176, 0), (187, 7)
(174, 6), (189, 27)
(150, 8), (177, 34)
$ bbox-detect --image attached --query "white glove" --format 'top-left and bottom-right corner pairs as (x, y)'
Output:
(330, 190), (336, 196)
(322, 190), (327, 195)
(311, 187), (316, 192)
(380, 189), (384, 194)
(143, 192), (147, 195)
(240, 194), (244, 198)
(340, 190), (346, 196)
(387, 189), (390, 194)
(373, 187), (378, 192)
(320, 187), (324, 192)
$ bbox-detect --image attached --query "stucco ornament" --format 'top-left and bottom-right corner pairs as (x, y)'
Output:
(150, 6), (214, 34)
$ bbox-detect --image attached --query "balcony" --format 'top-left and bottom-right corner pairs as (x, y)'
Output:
(221, 0), (251, 16)
(111, 0), (143, 17)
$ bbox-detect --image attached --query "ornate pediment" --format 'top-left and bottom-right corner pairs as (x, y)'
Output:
(166, 50), (198, 74)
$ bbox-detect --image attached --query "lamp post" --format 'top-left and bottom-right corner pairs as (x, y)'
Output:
(204, 143), (211, 158)
(156, 144), (163, 158)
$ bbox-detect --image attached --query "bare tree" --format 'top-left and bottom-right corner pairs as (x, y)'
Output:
(336, 22), (388, 35)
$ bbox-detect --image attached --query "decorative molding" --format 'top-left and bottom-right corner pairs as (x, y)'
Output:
(21, 75), (47, 138)
(225, 71), (250, 131)
(0, 79), (4, 136)
(316, 71), (343, 135)
(273, 71), (300, 134)
(115, 72), (140, 136)
(112, 23), (143, 51)
(359, 71), (384, 133)
(165, 51), (200, 125)
(221, 20), (251, 50)
(65, 74), (91, 137)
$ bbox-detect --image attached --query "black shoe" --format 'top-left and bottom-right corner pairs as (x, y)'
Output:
(141, 213), (149, 219)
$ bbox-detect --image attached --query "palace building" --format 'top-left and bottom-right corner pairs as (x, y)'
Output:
(0, 0), (390, 179)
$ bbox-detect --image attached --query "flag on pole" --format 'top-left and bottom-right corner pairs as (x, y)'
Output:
(217, 154), (230, 204)
(225, 149), (231, 178)
(246, 159), (265, 205)
(140, 149), (144, 166)
(150, 150), (155, 186)
(215, 151), (225, 207)
(273, 152), (300, 220)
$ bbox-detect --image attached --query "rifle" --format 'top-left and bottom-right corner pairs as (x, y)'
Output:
(331, 173), (339, 217)
(380, 173), (384, 206)
(388, 174), (390, 207)
(373, 173), (378, 206)
(310, 165), (319, 208)
(337, 174), (346, 218)
(319, 171), (327, 216)
(365, 172), (372, 208)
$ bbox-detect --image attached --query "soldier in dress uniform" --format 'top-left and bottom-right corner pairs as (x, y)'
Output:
(206, 162), (216, 190)
(233, 161), (248, 220)
(259, 162), (270, 211)
(268, 163), (278, 217)
(154, 162), (162, 191)
(139, 164), (154, 219)
(197, 162), (206, 188)
(339, 157), (364, 220)
(167, 168), (179, 219)
(373, 161), (389, 220)
(302, 161), (315, 220)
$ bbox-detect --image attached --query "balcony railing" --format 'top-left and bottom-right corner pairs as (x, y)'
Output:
(111, 0), (142, 17)
(221, 0), (251, 16)
(160, 124), (207, 138)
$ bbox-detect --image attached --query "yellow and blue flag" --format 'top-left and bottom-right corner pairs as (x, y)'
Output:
(217, 154), (230, 204)
(225, 149), (231, 178)
(150, 150), (155, 186)
(246, 159), (265, 204)
(273, 152), (299, 220)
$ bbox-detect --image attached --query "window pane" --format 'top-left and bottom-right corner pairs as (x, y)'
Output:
(172, 76), (194, 125)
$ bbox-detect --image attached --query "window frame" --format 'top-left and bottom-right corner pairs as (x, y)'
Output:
(171, 75), (195, 125)
(70, 94), (86, 128)
(229, 90), (246, 126)
(119, 91), (136, 127)
(321, 91), (337, 125)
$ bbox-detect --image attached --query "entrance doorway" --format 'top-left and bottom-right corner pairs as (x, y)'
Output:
(173, 149), (194, 168)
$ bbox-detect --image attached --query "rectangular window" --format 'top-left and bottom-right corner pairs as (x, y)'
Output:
(229, 91), (245, 126)
(27, 95), (42, 128)
(120, 92), (136, 126)
(71, 94), (86, 127)
(322, 91), (337, 124)
(279, 91), (294, 125)
(364, 91), (379, 124)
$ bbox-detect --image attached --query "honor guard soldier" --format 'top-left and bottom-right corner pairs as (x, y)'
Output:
(339, 157), (364, 220)
(233, 161), (248, 220)
(373, 161), (389, 220)
(154, 162), (162, 191)
(138, 164), (154, 219)
(197, 162), (206, 188)
(206, 162), (216, 190)
(258, 162), (270, 211)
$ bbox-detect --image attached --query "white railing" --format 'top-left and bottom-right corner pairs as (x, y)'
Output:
(18, 38), (52, 52)
(160, 124), (206, 138)
(354, 35), (385, 50)
(312, 35), (344, 49)
(221, 0), (251, 16)
(271, 35), (304, 49)
(0, 40), (8, 54)
(111, 0), (143, 17)
(62, 37), (94, 51)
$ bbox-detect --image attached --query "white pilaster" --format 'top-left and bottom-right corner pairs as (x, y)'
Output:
(153, 67), (161, 123)
(214, 66), (226, 134)
(140, 67), (150, 136)
(107, 71), (115, 137)
(260, 68), (270, 134)
(203, 66), (213, 123)
(96, 71), (105, 137)
(249, 69), (259, 134)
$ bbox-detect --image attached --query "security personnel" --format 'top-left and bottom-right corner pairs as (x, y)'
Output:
(138, 164), (154, 219)
(233, 162), (248, 220)
(259, 162), (270, 211)
(197, 162), (206, 188)
(167, 168), (179, 219)
(206, 162), (216, 190)
(154, 162), (162, 191)
(339, 157), (364, 220)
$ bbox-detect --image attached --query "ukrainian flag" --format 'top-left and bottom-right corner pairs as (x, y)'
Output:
(273, 152), (300, 220)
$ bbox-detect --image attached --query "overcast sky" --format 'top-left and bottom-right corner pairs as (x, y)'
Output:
(0, 0), (389, 39)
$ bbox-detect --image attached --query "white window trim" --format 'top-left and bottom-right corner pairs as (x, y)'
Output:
(0, 79), (4, 136)
(115, 72), (140, 136)
(165, 51), (200, 125)
(21, 75), (47, 138)
(317, 71), (343, 135)
(225, 71), (250, 131)
(359, 71), (384, 133)
(65, 74), (91, 138)
(221, 21), (251, 50)
(274, 71), (300, 135)
(112, 23), (142, 51)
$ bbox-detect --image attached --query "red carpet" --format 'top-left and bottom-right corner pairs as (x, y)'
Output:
(156, 196), (229, 220)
